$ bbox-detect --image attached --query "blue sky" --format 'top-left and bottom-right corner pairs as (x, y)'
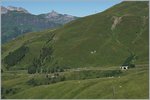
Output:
(1, 0), (122, 17)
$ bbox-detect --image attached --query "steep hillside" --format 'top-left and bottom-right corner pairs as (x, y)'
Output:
(50, 1), (149, 68)
(2, 1), (149, 70)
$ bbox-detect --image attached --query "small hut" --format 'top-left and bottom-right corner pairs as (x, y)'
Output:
(120, 66), (128, 70)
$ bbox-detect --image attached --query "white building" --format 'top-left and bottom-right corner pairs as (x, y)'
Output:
(120, 66), (128, 70)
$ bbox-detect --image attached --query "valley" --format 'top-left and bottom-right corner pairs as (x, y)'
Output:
(1, 1), (149, 99)
(2, 64), (148, 99)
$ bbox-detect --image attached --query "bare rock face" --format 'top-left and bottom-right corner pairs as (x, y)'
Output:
(7, 6), (29, 13)
(1, 6), (29, 14)
(111, 16), (122, 31)
(44, 10), (77, 24)
(46, 10), (60, 18)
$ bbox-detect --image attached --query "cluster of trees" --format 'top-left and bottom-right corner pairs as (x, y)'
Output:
(27, 46), (54, 74)
(39, 47), (53, 62)
(28, 65), (65, 74)
(47, 66), (65, 73)
(27, 46), (66, 74)
(67, 70), (122, 80)
(27, 74), (66, 86)
(4, 45), (28, 69)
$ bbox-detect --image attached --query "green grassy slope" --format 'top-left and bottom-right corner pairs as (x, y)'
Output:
(2, 1), (149, 69)
(2, 29), (54, 70)
(51, 1), (149, 68)
(8, 68), (148, 99)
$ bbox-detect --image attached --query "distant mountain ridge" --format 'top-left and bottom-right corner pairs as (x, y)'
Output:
(1, 6), (78, 43)
(1, 6), (29, 14)
(42, 10), (77, 24)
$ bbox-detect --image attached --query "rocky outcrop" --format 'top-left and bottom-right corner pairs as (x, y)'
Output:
(111, 16), (122, 31)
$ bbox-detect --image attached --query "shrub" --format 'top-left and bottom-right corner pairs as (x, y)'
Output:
(129, 64), (135, 68)
(2, 96), (5, 99)
(59, 68), (64, 72)
(122, 54), (136, 66)
(5, 89), (10, 94)
(27, 78), (38, 86)
(51, 78), (57, 83)
(48, 66), (65, 73)
(1, 69), (3, 73)
(60, 76), (66, 81)
(28, 66), (36, 74)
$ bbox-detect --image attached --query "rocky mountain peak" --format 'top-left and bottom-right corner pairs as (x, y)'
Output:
(46, 10), (59, 18)
(51, 10), (58, 14)
(45, 10), (77, 23)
